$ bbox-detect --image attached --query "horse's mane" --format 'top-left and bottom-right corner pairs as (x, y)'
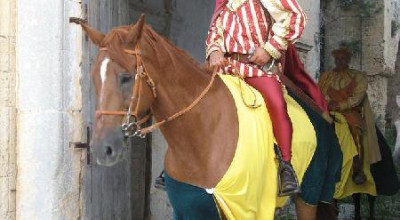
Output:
(144, 26), (208, 73)
(99, 26), (133, 72)
(98, 24), (210, 75)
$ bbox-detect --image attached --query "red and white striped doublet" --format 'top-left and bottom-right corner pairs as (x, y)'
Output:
(206, 0), (306, 78)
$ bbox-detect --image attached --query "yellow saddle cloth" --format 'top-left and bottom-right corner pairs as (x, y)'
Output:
(213, 75), (317, 220)
(333, 112), (376, 199)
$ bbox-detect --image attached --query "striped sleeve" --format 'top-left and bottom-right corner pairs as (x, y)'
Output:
(206, 15), (226, 59)
(260, 0), (306, 59)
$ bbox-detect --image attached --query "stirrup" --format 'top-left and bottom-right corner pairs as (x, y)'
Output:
(277, 162), (301, 197)
(154, 172), (166, 191)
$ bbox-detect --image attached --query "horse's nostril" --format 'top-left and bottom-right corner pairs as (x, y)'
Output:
(105, 146), (113, 156)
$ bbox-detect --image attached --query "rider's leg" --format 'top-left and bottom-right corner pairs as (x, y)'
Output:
(367, 194), (376, 220)
(245, 76), (292, 162)
(348, 126), (366, 185)
(352, 193), (361, 220)
(245, 76), (299, 196)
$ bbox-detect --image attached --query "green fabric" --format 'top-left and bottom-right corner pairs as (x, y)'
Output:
(371, 127), (400, 196)
(288, 90), (343, 205)
(164, 172), (221, 220)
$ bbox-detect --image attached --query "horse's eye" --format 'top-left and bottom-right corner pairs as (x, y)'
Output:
(119, 73), (133, 84)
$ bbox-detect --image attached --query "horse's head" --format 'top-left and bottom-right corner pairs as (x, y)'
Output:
(72, 15), (157, 166)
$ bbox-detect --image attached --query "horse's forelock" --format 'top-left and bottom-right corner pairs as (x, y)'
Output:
(98, 27), (135, 72)
(102, 28), (129, 46)
(99, 25), (158, 70)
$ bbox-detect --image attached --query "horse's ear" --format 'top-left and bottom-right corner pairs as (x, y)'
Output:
(126, 14), (146, 46)
(70, 17), (105, 47)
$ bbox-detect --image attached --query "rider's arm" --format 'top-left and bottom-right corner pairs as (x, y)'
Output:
(318, 72), (332, 103)
(206, 15), (225, 59)
(260, 0), (307, 59)
(339, 72), (368, 111)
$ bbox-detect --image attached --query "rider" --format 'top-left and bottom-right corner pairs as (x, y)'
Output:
(318, 48), (382, 185)
(207, 0), (307, 196)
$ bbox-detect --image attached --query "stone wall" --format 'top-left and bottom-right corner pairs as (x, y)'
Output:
(388, 46), (400, 123)
(16, 0), (85, 219)
(372, 0), (400, 129)
(0, 0), (17, 219)
(298, 0), (322, 79)
(386, 0), (400, 130)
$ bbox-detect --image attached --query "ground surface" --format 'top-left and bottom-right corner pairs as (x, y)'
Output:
(276, 166), (400, 220)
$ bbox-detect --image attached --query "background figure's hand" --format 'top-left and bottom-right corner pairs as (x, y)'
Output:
(209, 51), (226, 71)
(328, 101), (340, 111)
(249, 47), (271, 66)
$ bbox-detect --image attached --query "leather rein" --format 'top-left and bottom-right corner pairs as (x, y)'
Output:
(95, 46), (219, 138)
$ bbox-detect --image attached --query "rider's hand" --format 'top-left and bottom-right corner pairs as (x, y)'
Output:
(328, 101), (340, 111)
(249, 47), (271, 66)
(209, 50), (226, 71)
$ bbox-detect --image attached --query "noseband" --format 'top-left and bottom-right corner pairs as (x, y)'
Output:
(95, 46), (218, 138)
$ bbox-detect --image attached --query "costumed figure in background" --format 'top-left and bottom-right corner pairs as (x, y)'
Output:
(318, 48), (381, 185)
(319, 48), (400, 220)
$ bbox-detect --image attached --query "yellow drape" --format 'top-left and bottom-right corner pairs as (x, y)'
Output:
(333, 112), (377, 199)
(214, 75), (317, 220)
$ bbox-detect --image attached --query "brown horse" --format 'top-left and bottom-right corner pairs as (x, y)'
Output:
(71, 15), (334, 220)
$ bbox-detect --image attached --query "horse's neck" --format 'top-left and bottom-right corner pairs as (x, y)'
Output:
(150, 52), (238, 187)
(151, 55), (211, 118)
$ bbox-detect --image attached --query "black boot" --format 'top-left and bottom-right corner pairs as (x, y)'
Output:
(275, 145), (301, 197)
(154, 171), (166, 191)
(352, 156), (367, 185)
(352, 171), (367, 185)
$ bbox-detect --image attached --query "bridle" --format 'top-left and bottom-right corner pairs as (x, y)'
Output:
(95, 46), (219, 138)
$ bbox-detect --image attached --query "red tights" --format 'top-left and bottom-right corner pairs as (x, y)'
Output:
(245, 76), (293, 162)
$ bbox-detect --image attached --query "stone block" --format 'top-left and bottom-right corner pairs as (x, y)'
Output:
(0, 177), (9, 215)
(7, 212), (15, 220)
(8, 0), (16, 36)
(62, 50), (83, 111)
(8, 177), (15, 212)
(367, 76), (388, 129)
(16, 67), (64, 111)
(0, 0), (10, 36)
(0, 53), (9, 71)
(0, 107), (11, 149)
(8, 38), (15, 74)
(17, 111), (63, 219)
(17, 1), (65, 112)
(0, 161), (8, 177)
(0, 37), (9, 54)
